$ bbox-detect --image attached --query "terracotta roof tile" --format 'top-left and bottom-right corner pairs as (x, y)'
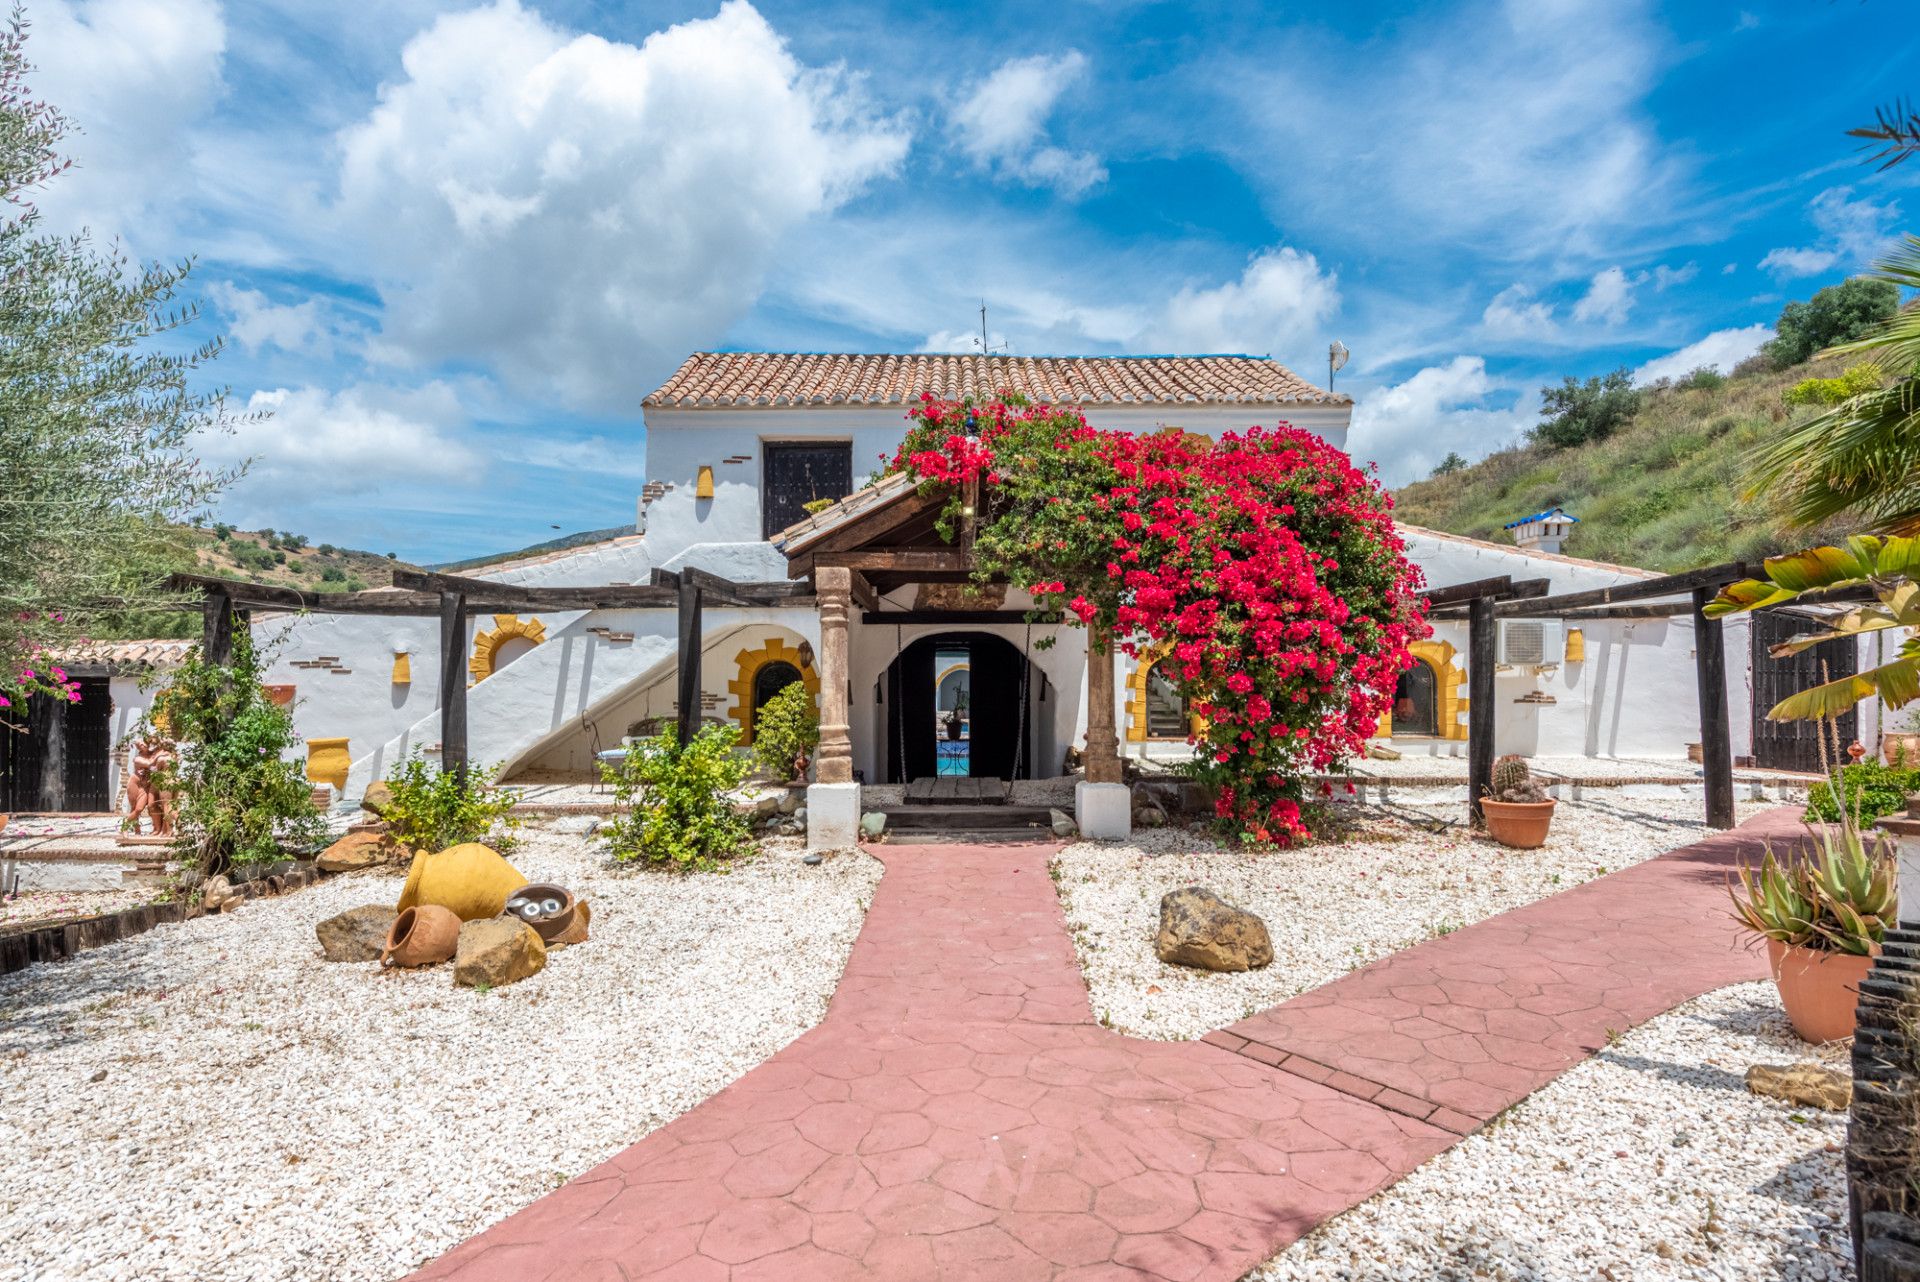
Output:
(642, 352), (1348, 408)
(50, 638), (194, 671)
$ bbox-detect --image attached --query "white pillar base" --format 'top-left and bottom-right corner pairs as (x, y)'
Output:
(1075, 781), (1132, 841)
(806, 782), (862, 851)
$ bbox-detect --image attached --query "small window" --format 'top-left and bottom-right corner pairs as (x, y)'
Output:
(763, 443), (853, 538)
(1144, 664), (1191, 739)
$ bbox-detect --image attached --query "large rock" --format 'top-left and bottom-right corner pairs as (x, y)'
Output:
(201, 874), (236, 913)
(361, 780), (395, 817)
(1746, 1062), (1851, 1111)
(728, 786), (781, 821)
(453, 917), (547, 988)
(859, 812), (887, 839)
(317, 830), (397, 873)
(1155, 887), (1274, 973)
(316, 904), (397, 963)
(1050, 809), (1078, 839)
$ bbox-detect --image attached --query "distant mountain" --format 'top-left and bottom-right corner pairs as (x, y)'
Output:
(1392, 356), (1854, 573)
(432, 525), (634, 574)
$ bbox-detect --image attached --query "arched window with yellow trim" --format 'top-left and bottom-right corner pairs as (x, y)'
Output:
(727, 638), (820, 746)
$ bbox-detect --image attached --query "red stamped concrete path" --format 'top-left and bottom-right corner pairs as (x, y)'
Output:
(406, 807), (1799, 1282)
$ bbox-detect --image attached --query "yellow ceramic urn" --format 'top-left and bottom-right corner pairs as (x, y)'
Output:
(305, 737), (351, 791)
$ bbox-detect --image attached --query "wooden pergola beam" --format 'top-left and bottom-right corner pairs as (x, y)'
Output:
(1486, 561), (1762, 619)
(812, 550), (973, 574)
(1416, 575), (1550, 609)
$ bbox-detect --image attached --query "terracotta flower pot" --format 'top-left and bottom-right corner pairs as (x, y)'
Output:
(503, 881), (577, 942)
(1766, 937), (1874, 1043)
(1883, 733), (1920, 767)
(380, 904), (461, 969)
(261, 684), (297, 708)
(1480, 798), (1556, 849)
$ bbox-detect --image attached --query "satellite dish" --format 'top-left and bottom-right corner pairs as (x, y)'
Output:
(1328, 340), (1350, 389)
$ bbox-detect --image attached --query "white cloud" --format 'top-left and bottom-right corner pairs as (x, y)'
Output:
(1349, 356), (1536, 485)
(1155, 247), (1338, 355)
(1481, 284), (1557, 340)
(201, 382), (484, 522)
(334, 0), (909, 411)
(24, 0), (227, 248)
(207, 282), (330, 355)
(1572, 265), (1638, 326)
(1632, 323), (1772, 385)
(1652, 262), (1697, 290)
(949, 51), (1105, 197)
(1760, 185), (1902, 278)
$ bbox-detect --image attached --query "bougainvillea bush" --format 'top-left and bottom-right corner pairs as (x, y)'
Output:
(890, 394), (1427, 845)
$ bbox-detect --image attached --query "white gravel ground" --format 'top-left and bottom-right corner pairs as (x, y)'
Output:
(1055, 792), (1774, 1040)
(1249, 981), (1853, 1282)
(0, 829), (881, 1282)
(0, 888), (152, 928)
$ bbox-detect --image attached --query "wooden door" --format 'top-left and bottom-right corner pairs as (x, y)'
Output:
(1751, 612), (1857, 773)
(763, 443), (852, 538)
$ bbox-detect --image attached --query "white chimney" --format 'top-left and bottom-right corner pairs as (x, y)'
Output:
(1506, 506), (1578, 556)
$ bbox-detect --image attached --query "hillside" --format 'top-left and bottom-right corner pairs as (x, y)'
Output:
(90, 526), (422, 640)
(186, 525), (420, 593)
(1392, 356), (1854, 572)
(434, 525), (632, 573)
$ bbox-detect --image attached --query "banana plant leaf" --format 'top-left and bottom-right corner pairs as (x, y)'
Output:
(1766, 656), (1920, 719)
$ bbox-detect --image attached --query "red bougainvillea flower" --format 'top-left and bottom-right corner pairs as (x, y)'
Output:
(890, 393), (1427, 846)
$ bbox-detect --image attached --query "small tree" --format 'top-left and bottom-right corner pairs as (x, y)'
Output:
(1765, 276), (1900, 369)
(146, 633), (325, 874)
(600, 725), (752, 869)
(753, 681), (820, 782)
(1530, 368), (1641, 449)
(0, 18), (237, 702)
(1431, 452), (1468, 476)
(379, 753), (520, 852)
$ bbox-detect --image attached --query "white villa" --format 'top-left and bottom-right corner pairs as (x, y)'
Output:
(25, 351), (1872, 838)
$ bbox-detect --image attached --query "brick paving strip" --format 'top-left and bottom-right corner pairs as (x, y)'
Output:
(405, 808), (1801, 1282)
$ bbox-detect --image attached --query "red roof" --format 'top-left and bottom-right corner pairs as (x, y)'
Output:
(643, 352), (1347, 408)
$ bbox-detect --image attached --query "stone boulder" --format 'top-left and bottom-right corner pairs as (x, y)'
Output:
(860, 812), (887, 839)
(1155, 887), (1273, 973)
(1746, 1062), (1851, 1111)
(317, 831), (398, 873)
(201, 874), (237, 913)
(453, 917), (547, 989)
(361, 780), (395, 817)
(1049, 809), (1078, 839)
(316, 904), (397, 963)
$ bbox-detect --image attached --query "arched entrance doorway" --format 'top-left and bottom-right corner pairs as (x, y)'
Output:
(884, 632), (1032, 783)
(1392, 661), (1440, 737)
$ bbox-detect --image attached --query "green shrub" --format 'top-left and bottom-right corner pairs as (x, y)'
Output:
(380, 754), (520, 852)
(1783, 362), (1883, 407)
(753, 681), (820, 782)
(1675, 366), (1726, 392)
(1805, 760), (1920, 825)
(600, 725), (752, 870)
(1765, 276), (1900, 368)
(1531, 367), (1641, 449)
(146, 633), (326, 873)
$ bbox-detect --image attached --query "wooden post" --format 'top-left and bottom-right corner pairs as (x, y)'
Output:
(201, 590), (235, 667)
(677, 578), (704, 748)
(1692, 586), (1735, 829)
(1468, 596), (1496, 827)
(1084, 619), (1123, 784)
(814, 567), (854, 784)
(438, 591), (468, 784)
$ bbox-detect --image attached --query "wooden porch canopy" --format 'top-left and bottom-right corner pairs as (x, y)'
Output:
(1425, 560), (1781, 830)
(164, 566), (809, 783)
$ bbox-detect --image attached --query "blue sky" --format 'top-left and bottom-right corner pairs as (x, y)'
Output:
(27, 0), (1920, 561)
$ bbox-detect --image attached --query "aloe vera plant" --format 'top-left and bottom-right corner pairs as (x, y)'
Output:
(1730, 820), (1898, 955)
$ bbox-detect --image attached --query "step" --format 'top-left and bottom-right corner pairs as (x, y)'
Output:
(883, 828), (1059, 846)
(881, 805), (1053, 831)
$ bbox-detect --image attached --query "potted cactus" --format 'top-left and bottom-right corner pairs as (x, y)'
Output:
(1479, 754), (1555, 848)
(1730, 818), (1896, 1043)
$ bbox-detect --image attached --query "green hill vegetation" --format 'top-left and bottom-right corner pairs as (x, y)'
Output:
(1394, 276), (1903, 572)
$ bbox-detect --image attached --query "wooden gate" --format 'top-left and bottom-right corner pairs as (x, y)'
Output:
(762, 443), (852, 538)
(1, 678), (113, 812)
(1751, 612), (1857, 773)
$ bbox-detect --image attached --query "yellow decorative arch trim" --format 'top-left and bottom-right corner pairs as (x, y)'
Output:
(469, 614), (548, 683)
(727, 637), (820, 746)
(1376, 638), (1468, 741)
(1126, 650), (1203, 743)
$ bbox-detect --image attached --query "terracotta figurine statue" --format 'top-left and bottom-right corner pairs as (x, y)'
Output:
(125, 736), (176, 837)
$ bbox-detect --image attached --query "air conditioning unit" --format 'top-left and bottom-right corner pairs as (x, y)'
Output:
(1497, 619), (1563, 667)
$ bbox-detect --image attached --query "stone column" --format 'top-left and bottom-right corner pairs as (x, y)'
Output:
(1873, 796), (1920, 928)
(807, 566), (860, 849)
(1076, 618), (1131, 840)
